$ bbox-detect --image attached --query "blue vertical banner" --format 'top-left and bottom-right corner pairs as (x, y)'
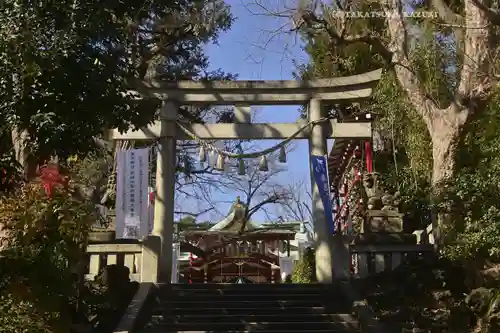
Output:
(311, 155), (335, 234)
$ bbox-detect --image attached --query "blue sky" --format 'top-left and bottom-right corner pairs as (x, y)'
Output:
(175, 1), (334, 223)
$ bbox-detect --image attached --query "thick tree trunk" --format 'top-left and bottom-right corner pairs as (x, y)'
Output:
(430, 118), (461, 190)
(11, 127), (38, 180)
(428, 109), (466, 245)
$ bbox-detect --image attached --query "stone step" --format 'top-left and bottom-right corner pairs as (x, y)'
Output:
(165, 283), (333, 289)
(166, 313), (356, 324)
(163, 288), (335, 296)
(163, 299), (337, 309)
(162, 285), (339, 294)
(163, 306), (338, 316)
(142, 329), (349, 333)
(161, 293), (337, 301)
(135, 284), (360, 333)
(147, 320), (357, 332)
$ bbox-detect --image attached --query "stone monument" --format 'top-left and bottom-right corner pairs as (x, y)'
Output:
(361, 173), (403, 234)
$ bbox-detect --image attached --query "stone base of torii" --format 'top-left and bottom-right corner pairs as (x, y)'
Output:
(112, 69), (382, 283)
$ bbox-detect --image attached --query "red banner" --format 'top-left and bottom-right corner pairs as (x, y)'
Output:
(364, 141), (373, 173)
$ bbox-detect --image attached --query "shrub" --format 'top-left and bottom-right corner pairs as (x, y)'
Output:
(292, 247), (315, 283)
(0, 180), (95, 333)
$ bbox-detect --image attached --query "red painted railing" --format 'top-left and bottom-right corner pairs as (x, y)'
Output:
(333, 140), (373, 233)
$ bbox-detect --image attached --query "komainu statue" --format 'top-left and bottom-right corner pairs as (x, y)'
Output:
(362, 173), (384, 210)
(361, 173), (403, 233)
(381, 191), (401, 213)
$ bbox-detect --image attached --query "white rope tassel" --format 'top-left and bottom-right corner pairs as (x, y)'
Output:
(198, 145), (206, 163)
(209, 149), (216, 166)
(238, 159), (246, 175)
(176, 116), (329, 160)
(215, 154), (225, 171)
(278, 146), (286, 163)
(259, 155), (269, 172)
(173, 114), (330, 174)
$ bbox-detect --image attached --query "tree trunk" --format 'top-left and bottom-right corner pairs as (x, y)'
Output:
(11, 127), (38, 180)
(430, 120), (460, 190)
(429, 109), (466, 245)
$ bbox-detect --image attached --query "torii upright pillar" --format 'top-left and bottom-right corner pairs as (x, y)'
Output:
(309, 99), (332, 282)
(114, 68), (382, 283)
(153, 100), (177, 282)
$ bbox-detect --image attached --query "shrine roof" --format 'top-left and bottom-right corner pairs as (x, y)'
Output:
(180, 221), (301, 241)
(181, 230), (296, 235)
(181, 229), (296, 241)
(256, 221), (302, 231)
(178, 221), (304, 233)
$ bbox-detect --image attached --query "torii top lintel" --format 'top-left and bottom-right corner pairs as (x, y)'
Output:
(128, 69), (382, 105)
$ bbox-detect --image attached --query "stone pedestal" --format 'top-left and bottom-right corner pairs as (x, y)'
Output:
(362, 210), (403, 233)
(89, 230), (116, 243)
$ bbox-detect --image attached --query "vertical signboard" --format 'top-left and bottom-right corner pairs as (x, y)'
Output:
(279, 256), (294, 280)
(311, 155), (335, 234)
(116, 148), (149, 239)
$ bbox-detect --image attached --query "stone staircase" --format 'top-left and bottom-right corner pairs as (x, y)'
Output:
(134, 283), (361, 332)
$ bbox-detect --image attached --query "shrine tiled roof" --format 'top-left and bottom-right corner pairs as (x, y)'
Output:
(179, 221), (303, 241)
(178, 221), (303, 233)
(180, 229), (296, 236)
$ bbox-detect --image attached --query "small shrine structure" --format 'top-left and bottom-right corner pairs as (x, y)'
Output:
(177, 197), (312, 283)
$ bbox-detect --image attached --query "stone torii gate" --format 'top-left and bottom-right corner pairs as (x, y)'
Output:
(112, 69), (382, 283)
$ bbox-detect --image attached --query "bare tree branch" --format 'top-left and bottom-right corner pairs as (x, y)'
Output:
(471, 0), (500, 26)
(174, 207), (215, 217)
(296, 6), (393, 62)
(275, 179), (312, 222)
(291, 0), (496, 129)
(379, 0), (440, 128)
(431, 0), (465, 26)
(246, 191), (289, 220)
(453, 0), (496, 119)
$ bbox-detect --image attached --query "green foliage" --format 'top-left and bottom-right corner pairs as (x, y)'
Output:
(442, 208), (500, 262)
(441, 90), (500, 262)
(292, 248), (314, 283)
(0, 295), (62, 333)
(296, 14), (441, 219)
(0, 0), (233, 164)
(66, 148), (113, 204)
(296, 1), (500, 266)
(295, 2), (468, 225)
(296, 1), (500, 330)
(68, 150), (112, 189)
(0, 181), (95, 332)
(179, 215), (196, 225)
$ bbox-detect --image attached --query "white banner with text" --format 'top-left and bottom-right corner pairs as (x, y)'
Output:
(116, 148), (149, 239)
